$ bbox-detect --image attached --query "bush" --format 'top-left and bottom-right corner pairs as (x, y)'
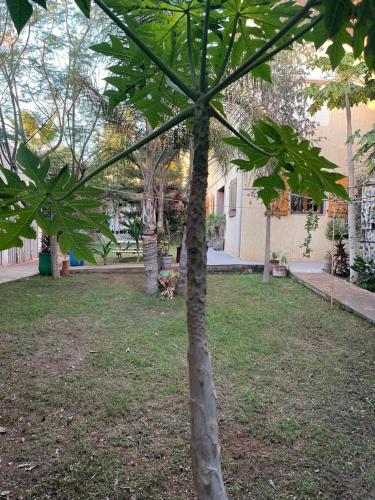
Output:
(351, 256), (375, 292)
(206, 213), (226, 238)
(325, 217), (348, 242)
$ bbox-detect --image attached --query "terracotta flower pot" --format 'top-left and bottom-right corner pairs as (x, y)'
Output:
(60, 259), (70, 276)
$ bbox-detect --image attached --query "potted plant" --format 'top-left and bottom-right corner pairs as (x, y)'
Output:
(269, 251), (280, 271)
(272, 253), (288, 277)
(206, 213), (225, 251)
(158, 235), (173, 270)
(38, 234), (52, 276)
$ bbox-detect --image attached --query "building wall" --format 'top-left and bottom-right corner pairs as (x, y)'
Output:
(207, 102), (375, 261)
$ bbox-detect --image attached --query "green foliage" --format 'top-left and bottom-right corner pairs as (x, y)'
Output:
(5, 0), (89, 34)
(351, 256), (375, 292)
(306, 54), (375, 114)
(334, 240), (349, 277)
(0, 144), (115, 263)
(325, 217), (348, 242)
(354, 123), (375, 174)
(91, 241), (113, 263)
(300, 211), (319, 258)
(206, 213), (226, 239)
(124, 216), (143, 242)
(223, 119), (348, 207)
(314, 0), (375, 69)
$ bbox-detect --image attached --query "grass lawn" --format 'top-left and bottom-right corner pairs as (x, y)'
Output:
(0, 273), (374, 499)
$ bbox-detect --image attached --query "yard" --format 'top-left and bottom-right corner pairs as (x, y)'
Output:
(1, 273), (374, 499)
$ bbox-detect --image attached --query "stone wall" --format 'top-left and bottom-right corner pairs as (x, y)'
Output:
(359, 179), (375, 260)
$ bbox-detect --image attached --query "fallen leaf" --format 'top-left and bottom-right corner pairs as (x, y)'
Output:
(0, 427), (7, 434)
(0, 491), (11, 497)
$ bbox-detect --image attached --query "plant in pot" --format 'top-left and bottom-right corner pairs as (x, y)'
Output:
(92, 240), (113, 265)
(272, 253), (288, 277)
(206, 213), (225, 251)
(39, 234), (52, 276)
(158, 235), (173, 270)
(269, 251), (280, 271)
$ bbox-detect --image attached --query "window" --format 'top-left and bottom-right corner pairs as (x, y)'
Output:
(228, 179), (237, 217)
(290, 194), (323, 214)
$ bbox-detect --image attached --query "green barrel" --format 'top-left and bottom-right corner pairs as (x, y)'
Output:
(39, 252), (52, 276)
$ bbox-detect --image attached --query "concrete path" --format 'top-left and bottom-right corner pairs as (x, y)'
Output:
(207, 248), (324, 273)
(207, 248), (262, 266)
(0, 261), (38, 285)
(292, 271), (375, 325)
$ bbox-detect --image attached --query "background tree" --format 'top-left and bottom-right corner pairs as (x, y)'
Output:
(2, 1), (373, 497)
(307, 53), (375, 281)
(354, 122), (375, 174)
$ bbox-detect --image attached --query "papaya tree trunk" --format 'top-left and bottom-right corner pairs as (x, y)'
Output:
(142, 151), (159, 296)
(345, 93), (357, 282)
(263, 209), (271, 284)
(50, 235), (60, 279)
(186, 98), (227, 499)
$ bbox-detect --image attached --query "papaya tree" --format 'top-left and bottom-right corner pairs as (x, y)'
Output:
(307, 53), (375, 281)
(2, 1), (374, 498)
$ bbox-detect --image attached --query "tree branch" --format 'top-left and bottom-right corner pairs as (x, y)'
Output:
(187, 11), (198, 89)
(206, 0), (320, 100)
(213, 13), (239, 85)
(200, 0), (211, 92)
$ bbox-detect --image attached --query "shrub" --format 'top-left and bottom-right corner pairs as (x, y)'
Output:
(351, 256), (375, 292)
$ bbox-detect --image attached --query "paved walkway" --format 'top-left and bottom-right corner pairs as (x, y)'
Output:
(207, 248), (324, 273)
(292, 271), (375, 325)
(0, 260), (38, 285)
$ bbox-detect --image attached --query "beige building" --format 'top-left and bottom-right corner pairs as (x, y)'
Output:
(207, 102), (375, 262)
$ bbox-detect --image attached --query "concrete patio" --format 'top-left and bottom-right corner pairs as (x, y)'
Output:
(207, 248), (324, 273)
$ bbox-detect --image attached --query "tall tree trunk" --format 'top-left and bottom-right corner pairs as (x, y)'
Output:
(175, 225), (187, 295)
(187, 98), (227, 499)
(50, 235), (60, 279)
(142, 152), (159, 296)
(345, 93), (357, 282)
(157, 178), (165, 237)
(263, 209), (271, 284)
